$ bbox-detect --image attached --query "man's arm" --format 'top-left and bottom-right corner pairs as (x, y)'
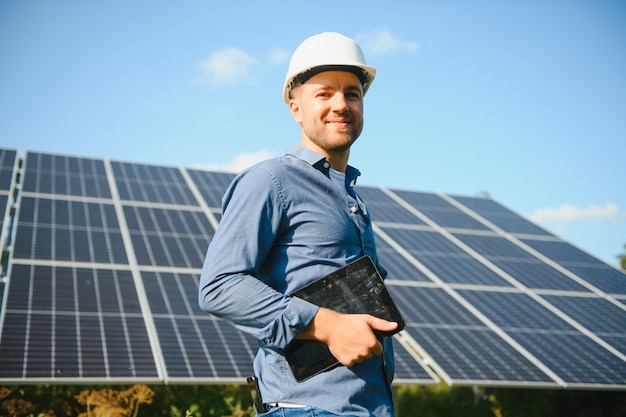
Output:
(198, 166), (319, 349)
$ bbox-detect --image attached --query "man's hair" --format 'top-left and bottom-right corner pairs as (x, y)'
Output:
(288, 78), (304, 100)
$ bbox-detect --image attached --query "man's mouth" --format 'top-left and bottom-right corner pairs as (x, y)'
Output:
(327, 119), (351, 126)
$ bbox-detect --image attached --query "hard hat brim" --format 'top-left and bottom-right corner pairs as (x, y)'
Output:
(283, 64), (376, 103)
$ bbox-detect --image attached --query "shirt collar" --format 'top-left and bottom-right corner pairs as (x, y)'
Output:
(285, 145), (361, 185)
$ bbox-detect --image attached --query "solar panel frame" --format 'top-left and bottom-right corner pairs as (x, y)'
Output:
(364, 187), (626, 388)
(0, 149), (18, 272)
(1, 148), (624, 390)
(0, 149), (18, 193)
(450, 195), (554, 236)
(122, 205), (213, 269)
(186, 168), (236, 210)
(355, 186), (429, 225)
(12, 196), (129, 264)
(455, 286), (626, 387)
(141, 270), (258, 380)
(0, 263), (160, 381)
(391, 335), (442, 384)
(385, 285), (560, 386)
(21, 152), (112, 198)
(111, 161), (199, 206)
(390, 189), (491, 231)
(404, 326), (558, 386)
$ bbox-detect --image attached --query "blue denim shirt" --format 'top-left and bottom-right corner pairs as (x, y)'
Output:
(199, 145), (395, 416)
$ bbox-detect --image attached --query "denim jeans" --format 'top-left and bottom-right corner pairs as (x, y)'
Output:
(258, 406), (355, 416)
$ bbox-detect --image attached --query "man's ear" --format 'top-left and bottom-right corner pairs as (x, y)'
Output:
(289, 99), (302, 123)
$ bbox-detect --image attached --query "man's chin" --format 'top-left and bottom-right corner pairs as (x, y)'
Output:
(329, 137), (358, 152)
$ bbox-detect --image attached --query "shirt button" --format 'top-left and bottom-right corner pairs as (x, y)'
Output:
(323, 162), (330, 169)
(351, 206), (358, 213)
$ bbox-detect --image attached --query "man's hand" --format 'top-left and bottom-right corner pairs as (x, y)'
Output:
(297, 307), (398, 366)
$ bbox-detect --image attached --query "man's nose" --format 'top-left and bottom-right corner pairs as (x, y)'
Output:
(330, 93), (349, 111)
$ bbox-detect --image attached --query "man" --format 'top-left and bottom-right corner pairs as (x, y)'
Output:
(199, 32), (398, 416)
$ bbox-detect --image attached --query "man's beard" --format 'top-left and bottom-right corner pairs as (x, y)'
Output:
(302, 120), (363, 152)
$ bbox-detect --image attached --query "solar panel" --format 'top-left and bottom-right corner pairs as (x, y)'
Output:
(112, 161), (198, 206)
(0, 264), (158, 380)
(388, 285), (556, 386)
(141, 270), (257, 381)
(0, 150), (269, 384)
(21, 152), (111, 198)
(0, 149), (17, 192)
(457, 290), (626, 385)
(0, 149), (18, 309)
(122, 205), (213, 268)
(13, 197), (128, 263)
(0, 148), (624, 390)
(186, 168), (236, 210)
(368, 186), (626, 389)
(451, 195), (553, 236)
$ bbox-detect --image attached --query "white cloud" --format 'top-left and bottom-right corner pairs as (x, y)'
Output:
(527, 203), (624, 223)
(267, 47), (289, 66)
(195, 149), (275, 173)
(356, 29), (418, 55)
(195, 48), (258, 86)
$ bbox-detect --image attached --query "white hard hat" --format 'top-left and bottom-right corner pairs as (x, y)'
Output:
(282, 32), (376, 103)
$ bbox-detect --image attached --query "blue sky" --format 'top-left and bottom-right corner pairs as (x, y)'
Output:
(1, 0), (625, 267)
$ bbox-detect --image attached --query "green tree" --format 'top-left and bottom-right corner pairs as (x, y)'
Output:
(619, 243), (626, 271)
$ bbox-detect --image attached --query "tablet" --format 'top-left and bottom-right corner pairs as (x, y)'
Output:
(284, 256), (406, 381)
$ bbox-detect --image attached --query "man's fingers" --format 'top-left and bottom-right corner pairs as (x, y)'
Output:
(367, 316), (398, 332)
(371, 340), (383, 356)
(318, 313), (398, 367)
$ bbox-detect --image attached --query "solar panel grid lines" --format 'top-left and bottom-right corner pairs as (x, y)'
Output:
(448, 194), (554, 237)
(0, 264), (159, 381)
(21, 152), (112, 199)
(104, 158), (259, 382)
(142, 271), (209, 379)
(373, 189), (540, 291)
(0, 149), (18, 278)
(394, 320), (559, 388)
(384, 188), (626, 386)
(391, 335), (441, 384)
(209, 316), (246, 377)
(442, 193), (626, 299)
(354, 186), (429, 226)
(121, 205), (212, 269)
(520, 239), (626, 296)
(370, 212), (586, 386)
(0, 149), (18, 192)
(141, 268), (264, 381)
(1, 148), (625, 388)
(111, 161), (198, 206)
(440, 193), (626, 381)
(104, 159), (264, 380)
(542, 295), (626, 335)
(12, 197), (128, 265)
(371, 223), (438, 281)
(384, 282), (565, 386)
(391, 328), (483, 387)
(380, 187), (620, 300)
(366, 190), (588, 386)
(102, 158), (168, 382)
(456, 289), (626, 385)
(185, 168), (236, 210)
(179, 168), (221, 231)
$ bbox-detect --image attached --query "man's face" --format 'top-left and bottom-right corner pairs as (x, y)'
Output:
(289, 71), (364, 154)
